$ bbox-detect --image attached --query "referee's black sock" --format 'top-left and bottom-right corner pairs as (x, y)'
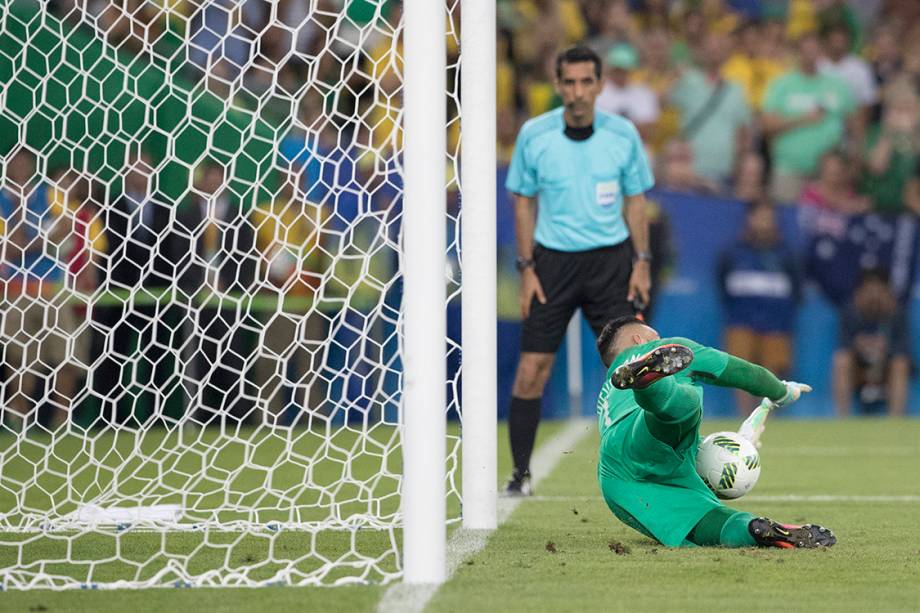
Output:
(509, 397), (541, 476)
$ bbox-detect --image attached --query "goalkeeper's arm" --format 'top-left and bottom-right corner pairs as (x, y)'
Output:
(681, 339), (786, 400)
(671, 336), (808, 405)
(708, 355), (787, 401)
(701, 353), (812, 411)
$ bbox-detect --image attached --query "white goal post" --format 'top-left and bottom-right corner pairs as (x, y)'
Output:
(401, 0), (447, 585)
(459, 0), (498, 535)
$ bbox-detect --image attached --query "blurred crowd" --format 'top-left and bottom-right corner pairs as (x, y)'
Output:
(496, 0), (920, 417)
(497, 0), (920, 212)
(3, 0), (439, 432)
(3, 0), (917, 425)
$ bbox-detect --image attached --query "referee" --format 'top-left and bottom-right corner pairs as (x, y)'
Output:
(504, 45), (655, 495)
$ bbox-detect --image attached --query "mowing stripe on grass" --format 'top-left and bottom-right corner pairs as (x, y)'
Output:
(522, 494), (920, 503)
(766, 446), (917, 456)
(377, 419), (593, 613)
(748, 494), (920, 502)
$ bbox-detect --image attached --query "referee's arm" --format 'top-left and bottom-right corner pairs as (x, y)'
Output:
(624, 193), (651, 306)
(513, 193), (545, 319)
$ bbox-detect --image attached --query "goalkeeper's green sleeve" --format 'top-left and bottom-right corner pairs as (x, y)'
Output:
(700, 355), (786, 401)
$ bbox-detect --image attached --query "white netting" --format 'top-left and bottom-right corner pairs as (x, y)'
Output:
(0, 0), (461, 589)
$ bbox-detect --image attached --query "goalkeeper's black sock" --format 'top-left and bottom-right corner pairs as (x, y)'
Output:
(688, 507), (756, 547)
(508, 396), (541, 476)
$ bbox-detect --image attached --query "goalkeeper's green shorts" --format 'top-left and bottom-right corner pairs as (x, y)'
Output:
(597, 409), (723, 547)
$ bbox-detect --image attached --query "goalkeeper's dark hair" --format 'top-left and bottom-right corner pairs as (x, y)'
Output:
(556, 45), (602, 80)
(596, 315), (645, 368)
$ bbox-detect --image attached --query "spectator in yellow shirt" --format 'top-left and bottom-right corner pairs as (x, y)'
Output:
(633, 27), (682, 151)
(521, 45), (563, 117)
(497, 30), (517, 114)
(48, 169), (107, 294)
(252, 178), (325, 298)
(251, 173), (327, 424)
(698, 0), (741, 36)
(722, 20), (788, 110)
(511, 0), (584, 69)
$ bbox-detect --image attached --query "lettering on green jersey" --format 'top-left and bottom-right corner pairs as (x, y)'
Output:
(598, 380), (614, 428)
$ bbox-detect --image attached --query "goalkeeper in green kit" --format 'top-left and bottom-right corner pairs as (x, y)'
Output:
(595, 315), (837, 549)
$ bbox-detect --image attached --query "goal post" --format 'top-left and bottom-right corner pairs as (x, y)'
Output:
(460, 0), (498, 532)
(402, 0), (447, 585)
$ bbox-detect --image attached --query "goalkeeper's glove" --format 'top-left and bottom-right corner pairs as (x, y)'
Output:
(768, 380), (812, 410)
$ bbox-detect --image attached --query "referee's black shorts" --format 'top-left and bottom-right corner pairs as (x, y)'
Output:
(522, 241), (635, 354)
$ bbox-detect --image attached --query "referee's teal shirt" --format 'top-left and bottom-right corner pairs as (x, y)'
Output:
(505, 107), (654, 252)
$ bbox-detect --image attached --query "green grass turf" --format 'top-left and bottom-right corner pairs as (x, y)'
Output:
(0, 423), (410, 525)
(2, 419), (919, 612)
(0, 422), (560, 610)
(429, 418), (920, 613)
(0, 423), (414, 588)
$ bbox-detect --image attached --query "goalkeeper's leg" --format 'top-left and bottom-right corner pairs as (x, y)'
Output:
(612, 344), (699, 448)
(634, 376), (702, 448)
(688, 506), (836, 548)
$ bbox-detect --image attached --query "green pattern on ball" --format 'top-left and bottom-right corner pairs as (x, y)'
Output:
(744, 454), (760, 470)
(718, 462), (738, 490)
(712, 436), (741, 455)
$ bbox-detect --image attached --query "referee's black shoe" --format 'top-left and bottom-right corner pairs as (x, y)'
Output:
(504, 469), (532, 497)
(748, 517), (837, 548)
(611, 344), (694, 390)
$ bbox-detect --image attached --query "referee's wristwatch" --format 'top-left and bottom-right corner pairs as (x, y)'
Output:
(515, 256), (536, 272)
(633, 250), (652, 264)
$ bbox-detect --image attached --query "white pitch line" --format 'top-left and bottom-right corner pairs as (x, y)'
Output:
(377, 418), (594, 613)
(521, 494), (920, 503)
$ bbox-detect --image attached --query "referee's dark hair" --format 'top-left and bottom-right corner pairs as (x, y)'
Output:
(555, 44), (602, 80)
(597, 315), (646, 368)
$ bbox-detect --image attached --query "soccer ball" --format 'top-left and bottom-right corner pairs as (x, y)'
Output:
(696, 431), (761, 500)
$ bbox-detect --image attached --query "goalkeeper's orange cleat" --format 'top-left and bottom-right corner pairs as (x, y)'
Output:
(748, 517), (837, 548)
(611, 344), (694, 390)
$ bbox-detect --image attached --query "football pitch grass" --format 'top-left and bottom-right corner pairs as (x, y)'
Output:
(2, 418), (919, 612)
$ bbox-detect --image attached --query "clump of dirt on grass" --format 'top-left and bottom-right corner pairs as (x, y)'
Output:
(608, 541), (630, 555)
(546, 541), (557, 554)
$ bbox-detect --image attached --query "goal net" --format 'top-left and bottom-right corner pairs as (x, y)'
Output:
(0, 0), (462, 589)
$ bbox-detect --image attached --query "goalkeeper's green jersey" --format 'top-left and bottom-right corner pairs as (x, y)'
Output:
(594, 336), (787, 546)
(596, 337), (729, 436)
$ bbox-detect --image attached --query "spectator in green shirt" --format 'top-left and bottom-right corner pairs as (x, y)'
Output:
(670, 33), (753, 188)
(862, 77), (920, 215)
(762, 32), (856, 204)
